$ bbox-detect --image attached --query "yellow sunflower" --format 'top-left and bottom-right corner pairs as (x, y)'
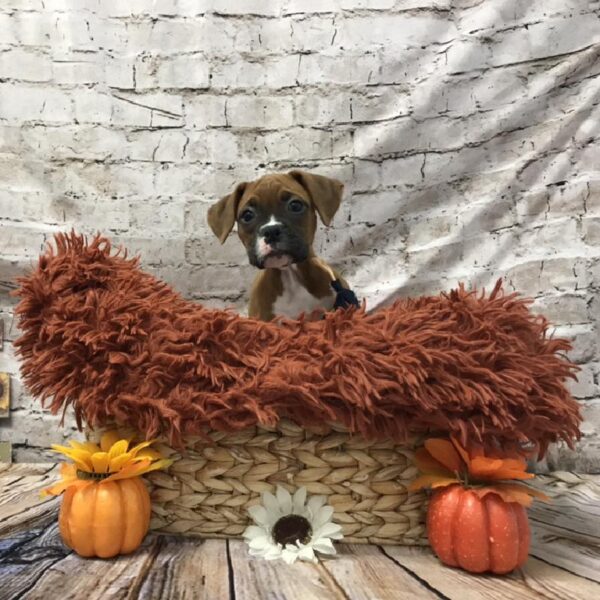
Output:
(43, 430), (172, 497)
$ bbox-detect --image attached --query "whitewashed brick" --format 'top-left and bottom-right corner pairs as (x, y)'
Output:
(337, 15), (457, 49)
(185, 235), (247, 265)
(0, 0), (598, 471)
(49, 14), (97, 51)
(351, 87), (411, 122)
(0, 49), (52, 82)
(138, 130), (189, 163)
(380, 155), (424, 188)
(226, 96), (294, 129)
(10, 13), (53, 46)
(0, 84), (72, 123)
(284, 0), (338, 14)
(53, 59), (101, 84)
(490, 17), (600, 67)
(0, 224), (47, 257)
(73, 89), (112, 124)
(22, 124), (127, 161)
(530, 294), (590, 325)
(583, 217), (600, 246)
(458, 0), (586, 35)
(206, 1), (280, 16)
(155, 55), (210, 89)
(295, 93), (351, 126)
(185, 95), (228, 128)
(129, 199), (185, 233)
(297, 52), (381, 85)
(339, 0), (395, 8)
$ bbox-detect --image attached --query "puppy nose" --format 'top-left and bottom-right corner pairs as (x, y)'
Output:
(262, 225), (281, 245)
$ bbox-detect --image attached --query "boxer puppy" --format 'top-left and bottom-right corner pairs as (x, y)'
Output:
(207, 170), (352, 321)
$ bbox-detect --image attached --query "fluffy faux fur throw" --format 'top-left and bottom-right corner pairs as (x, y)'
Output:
(14, 232), (581, 457)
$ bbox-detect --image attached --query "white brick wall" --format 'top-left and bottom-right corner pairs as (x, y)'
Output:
(0, 0), (599, 469)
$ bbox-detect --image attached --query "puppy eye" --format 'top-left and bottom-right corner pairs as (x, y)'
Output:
(288, 199), (305, 214)
(239, 209), (255, 223)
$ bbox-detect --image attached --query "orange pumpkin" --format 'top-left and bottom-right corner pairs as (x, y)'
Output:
(427, 484), (530, 574)
(43, 432), (171, 559)
(58, 476), (151, 558)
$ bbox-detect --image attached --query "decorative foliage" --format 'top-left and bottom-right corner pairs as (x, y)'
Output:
(409, 437), (549, 507)
(243, 486), (343, 564)
(43, 430), (172, 497)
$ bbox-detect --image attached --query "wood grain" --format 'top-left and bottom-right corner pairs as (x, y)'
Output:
(0, 466), (599, 600)
(321, 543), (438, 599)
(228, 539), (346, 600)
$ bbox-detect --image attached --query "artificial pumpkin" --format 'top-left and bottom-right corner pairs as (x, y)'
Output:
(410, 437), (549, 575)
(43, 431), (172, 558)
(427, 485), (530, 574)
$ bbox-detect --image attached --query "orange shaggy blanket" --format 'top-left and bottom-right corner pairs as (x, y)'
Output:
(14, 232), (581, 457)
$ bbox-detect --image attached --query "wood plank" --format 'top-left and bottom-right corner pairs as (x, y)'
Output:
(321, 544), (439, 600)
(131, 536), (231, 600)
(382, 545), (600, 600)
(528, 472), (600, 582)
(0, 520), (72, 599)
(13, 536), (163, 600)
(228, 538), (346, 600)
(0, 466), (60, 538)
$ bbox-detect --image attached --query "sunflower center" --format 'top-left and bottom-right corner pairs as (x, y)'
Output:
(272, 515), (312, 546)
(76, 469), (111, 480)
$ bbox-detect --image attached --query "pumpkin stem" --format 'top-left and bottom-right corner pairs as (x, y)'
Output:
(76, 469), (111, 480)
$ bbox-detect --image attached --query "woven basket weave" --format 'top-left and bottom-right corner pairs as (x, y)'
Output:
(140, 420), (428, 546)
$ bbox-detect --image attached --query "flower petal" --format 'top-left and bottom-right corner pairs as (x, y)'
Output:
(475, 483), (551, 507)
(276, 486), (292, 515)
(281, 546), (299, 564)
(51, 445), (94, 471)
(128, 440), (156, 459)
(91, 452), (110, 474)
(424, 439), (463, 474)
(243, 525), (266, 540)
(248, 536), (271, 550)
(307, 495), (326, 518)
(313, 505), (334, 530)
(450, 436), (472, 465)
(312, 537), (336, 555)
(100, 431), (122, 453)
(262, 491), (280, 518)
(469, 456), (534, 481)
(134, 448), (164, 461)
(314, 522), (343, 540)
(108, 439), (129, 460)
(413, 447), (453, 476)
(248, 505), (270, 527)
(292, 487), (307, 514)
(408, 474), (459, 492)
(297, 543), (316, 563)
(69, 440), (101, 454)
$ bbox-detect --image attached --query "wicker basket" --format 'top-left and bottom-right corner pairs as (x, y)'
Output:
(139, 420), (428, 546)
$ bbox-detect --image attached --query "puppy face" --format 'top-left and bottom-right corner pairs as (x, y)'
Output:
(207, 170), (344, 269)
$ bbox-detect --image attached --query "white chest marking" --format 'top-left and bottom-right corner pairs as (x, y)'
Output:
(272, 265), (335, 319)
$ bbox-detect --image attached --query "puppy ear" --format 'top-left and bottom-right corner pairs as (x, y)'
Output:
(207, 183), (247, 244)
(288, 170), (344, 226)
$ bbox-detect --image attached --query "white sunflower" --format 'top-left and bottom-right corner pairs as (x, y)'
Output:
(243, 486), (344, 564)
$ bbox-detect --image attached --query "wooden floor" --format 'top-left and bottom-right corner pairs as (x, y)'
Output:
(0, 464), (599, 600)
